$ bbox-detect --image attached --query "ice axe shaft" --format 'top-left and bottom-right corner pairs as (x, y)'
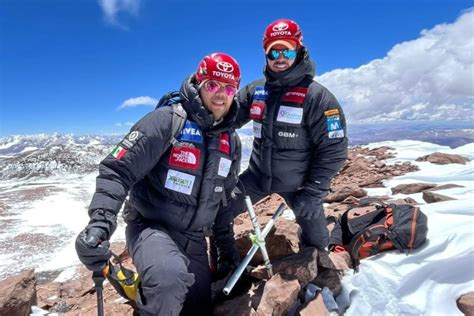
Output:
(92, 270), (105, 316)
(223, 202), (286, 295)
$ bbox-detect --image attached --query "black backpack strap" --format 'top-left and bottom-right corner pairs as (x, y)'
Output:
(348, 224), (388, 261)
(170, 103), (187, 146)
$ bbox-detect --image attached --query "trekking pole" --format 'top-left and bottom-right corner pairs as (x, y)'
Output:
(92, 270), (106, 316)
(246, 196), (273, 278)
(223, 202), (286, 295)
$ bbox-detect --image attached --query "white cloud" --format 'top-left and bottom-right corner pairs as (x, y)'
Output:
(317, 8), (474, 122)
(98, 0), (140, 28)
(118, 96), (158, 110)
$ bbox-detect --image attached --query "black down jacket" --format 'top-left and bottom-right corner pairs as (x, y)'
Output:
(235, 49), (348, 194)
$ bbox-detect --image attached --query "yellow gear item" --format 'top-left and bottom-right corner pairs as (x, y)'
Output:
(104, 261), (140, 302)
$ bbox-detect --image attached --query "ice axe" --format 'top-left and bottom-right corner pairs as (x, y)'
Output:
(223, 200), (286, 295)
(92, 270), (105, 316)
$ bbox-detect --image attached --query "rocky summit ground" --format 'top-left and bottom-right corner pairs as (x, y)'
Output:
(1, 147), (472, 316)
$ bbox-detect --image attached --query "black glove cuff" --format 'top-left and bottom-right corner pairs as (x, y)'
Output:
(87, 209), (117, 239)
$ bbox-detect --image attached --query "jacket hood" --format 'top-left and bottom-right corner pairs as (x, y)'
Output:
(264, 48), (315, 90)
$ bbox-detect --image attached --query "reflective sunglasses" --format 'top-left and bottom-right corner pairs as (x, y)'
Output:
(203, 80), (237, 96)
(266, 48), (297, 61)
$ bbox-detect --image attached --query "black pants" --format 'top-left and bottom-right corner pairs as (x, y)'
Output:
(232, 169), (329, 249)
(126, 219), (211, 316)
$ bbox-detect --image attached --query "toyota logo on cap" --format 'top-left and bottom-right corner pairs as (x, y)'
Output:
(216, 61), (234, 73)
(272, 22), (289, 32)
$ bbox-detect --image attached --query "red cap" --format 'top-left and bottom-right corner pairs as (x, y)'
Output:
(195, 53), (241, 88)
(263, 19), (303, 53)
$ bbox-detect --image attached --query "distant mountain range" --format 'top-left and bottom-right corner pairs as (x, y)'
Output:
(0, 134), (122, 179)
(1, 121), (472, 180)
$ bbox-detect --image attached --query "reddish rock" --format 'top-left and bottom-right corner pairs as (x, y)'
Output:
(299, 294), (329, 316)
(255, 274), (300, 316)
(457, 292), (474, 316)
(332, 146), (418, 189)
(328, 251), (352, 271)
(311, 251), (345, 296)
(391, 183), (437, 195)
(213, 281), (263, 316)
(374, 161), (386, 168)
(250, 247), (318, 286)
(325, 184), (367, 203)
(416, 152), (470, 165)
(0, 269), (37, 316)
(234, 215), (300, 264)
(422, 191), (456, 203)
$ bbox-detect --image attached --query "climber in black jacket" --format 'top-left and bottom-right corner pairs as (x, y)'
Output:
(233, 19), (348, 250)
(76, 53), (242, 315)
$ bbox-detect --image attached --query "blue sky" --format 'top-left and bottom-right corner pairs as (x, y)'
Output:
(1, 0), (473, 136)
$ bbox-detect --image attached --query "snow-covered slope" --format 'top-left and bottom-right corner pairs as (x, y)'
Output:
(340, 140), (474, 316)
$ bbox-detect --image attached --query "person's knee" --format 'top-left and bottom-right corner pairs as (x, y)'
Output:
(141, 260), (194, 293)
(137, 260), (195, 315)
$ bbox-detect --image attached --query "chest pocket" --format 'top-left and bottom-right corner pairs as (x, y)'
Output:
(273, 87), (310, 150)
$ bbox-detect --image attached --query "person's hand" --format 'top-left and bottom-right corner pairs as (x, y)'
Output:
(214, 246), (241, 280)
(75, 226), (111, 271)
(293, 191), (324, 220)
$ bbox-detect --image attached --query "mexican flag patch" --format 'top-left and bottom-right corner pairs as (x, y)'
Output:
(111, 145), (128, 160)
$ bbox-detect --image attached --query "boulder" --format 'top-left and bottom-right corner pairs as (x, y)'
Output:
(422, 191), (456, 204)
(311, 251), (346, 296)
(255, 274), (300, 316)
(0, 269), (37, 316)
(325, 184), (367, 203)
(250, 247), (318, 286)
(457, 292), (474, 316)
(299, 294), (329, 316)
(235, 216), (300, 264)
(391, 183), (437, 195)
(416, 152), (470, 165)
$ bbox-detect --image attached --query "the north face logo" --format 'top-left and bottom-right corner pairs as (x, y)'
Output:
(173, 151), (196, 164)
(169, 146), (201, 170)
(250, 102), (265, 120)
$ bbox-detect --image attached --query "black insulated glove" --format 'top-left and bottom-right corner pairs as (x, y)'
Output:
(215, 245), (241, 280)
(75, 209), (116, 271)
(293, 190), (325, 220)
(75, 226), (111, 271)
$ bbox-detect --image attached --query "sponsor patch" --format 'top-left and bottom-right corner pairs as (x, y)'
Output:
(111, 145), (128, 160)
(214, 186), (223, 193)
(324, 109), (340, 116)
(218, 157), (232, 177)
(253, 86), (268, 101)
(278, 131), (298, 138)
(219, 133), (230, 155)
(250, 101), (265, 120)
(253, 122), (262, 138)
(276, 106), (303, 124)
(121, 130), (144, 149)
(329, 130), (345, 139)
(169, 146), (200, 170)
(177, 121), (203, 143)
(281, 87), (308, 104)
(326, 115), (342, 132)
(164, 169), (195, 195)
